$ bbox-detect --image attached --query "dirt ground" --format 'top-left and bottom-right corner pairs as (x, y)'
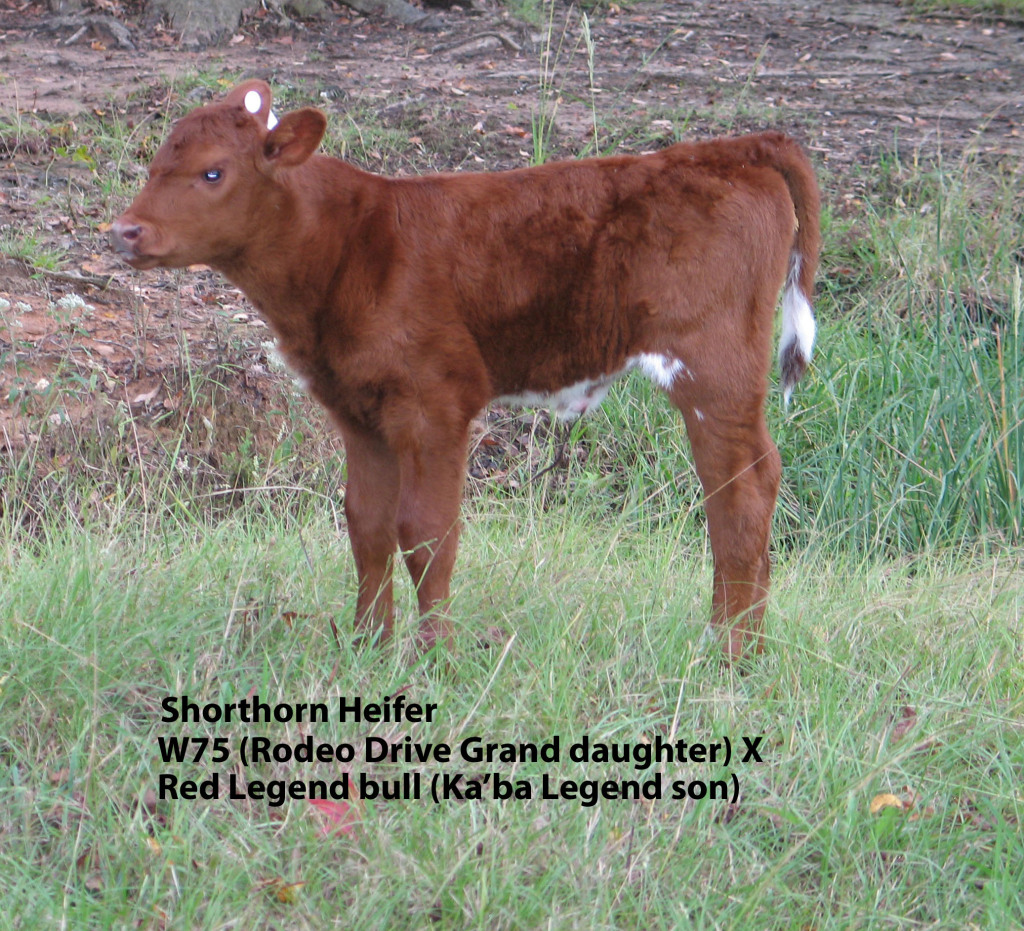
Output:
(1, 0), (1022, 479)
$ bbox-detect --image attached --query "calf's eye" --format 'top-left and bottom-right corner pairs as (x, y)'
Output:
(202, 169), (223, 183)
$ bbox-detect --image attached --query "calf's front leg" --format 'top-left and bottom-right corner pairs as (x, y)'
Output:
(340, 428), (402, 643)
(340, 416), (471, 653)
(396, 424), (472, 653)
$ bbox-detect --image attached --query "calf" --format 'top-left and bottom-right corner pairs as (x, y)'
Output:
(111, 80), (820, 661)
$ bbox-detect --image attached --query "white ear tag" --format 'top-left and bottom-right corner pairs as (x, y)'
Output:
(244, 89), (279, 130)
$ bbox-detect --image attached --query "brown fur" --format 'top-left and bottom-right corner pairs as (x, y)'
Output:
(111, 80), (821, 661)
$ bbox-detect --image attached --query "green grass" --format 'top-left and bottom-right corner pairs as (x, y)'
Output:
(1, 512), (1021, 929)
(910, 0), (1024, 13)
(2, 28), (1024, 930)
(0, 229), (67, 270)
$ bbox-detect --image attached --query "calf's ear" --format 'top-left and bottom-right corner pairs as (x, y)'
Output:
(225, 79), (275, 127)
(263, 109), (328, 168)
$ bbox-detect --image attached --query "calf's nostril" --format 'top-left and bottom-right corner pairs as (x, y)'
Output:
(109, 220), (145, 254)
(115, 221), (142, 242)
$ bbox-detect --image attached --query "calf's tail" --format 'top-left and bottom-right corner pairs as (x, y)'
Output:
(759, 134), (822, 403)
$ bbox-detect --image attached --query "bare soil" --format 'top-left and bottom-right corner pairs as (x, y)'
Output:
(1, 0), (1022, 486)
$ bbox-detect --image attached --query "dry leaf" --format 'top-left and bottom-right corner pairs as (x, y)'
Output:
(258, 877), (306, 904)
(870, 793), (904, 814)
(131, 387), (160, 405)
(281, 610), (310, 629)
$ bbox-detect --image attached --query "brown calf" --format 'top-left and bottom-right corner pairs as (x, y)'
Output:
(111, 80), (820, 661)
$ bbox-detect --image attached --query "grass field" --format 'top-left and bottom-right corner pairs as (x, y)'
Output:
(2, 513), (1022, 928)
(2, 6), (1023, 929)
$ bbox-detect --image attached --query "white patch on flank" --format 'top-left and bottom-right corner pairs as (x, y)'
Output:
(497, 352), (690, 421)
(779, 253), (816, 377)
(499, 381), (604, 420)
(498, 378), (614, 421)
(693, 408), (705, 422)
(629, 352), (688, 390)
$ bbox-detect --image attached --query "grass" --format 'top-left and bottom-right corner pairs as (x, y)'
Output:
(910, 0), (1024, 13)
(0, 230), (67, 271)
(2, 12), (1024, 929)
(1, 513), (1021, 929)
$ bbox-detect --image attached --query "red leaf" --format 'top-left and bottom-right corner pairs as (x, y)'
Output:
(309, 786), (360, 836)
(892, 706), (917, 742)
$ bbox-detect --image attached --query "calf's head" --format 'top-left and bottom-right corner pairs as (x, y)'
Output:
(110, 80), (327, 271)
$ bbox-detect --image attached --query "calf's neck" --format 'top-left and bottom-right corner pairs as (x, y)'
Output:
(111, 80), (821, 661)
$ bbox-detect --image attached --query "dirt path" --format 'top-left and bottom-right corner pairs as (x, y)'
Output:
(1, 0), (1022, 469)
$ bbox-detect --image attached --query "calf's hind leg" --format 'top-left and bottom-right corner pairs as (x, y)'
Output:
(675, 395), (782, 661)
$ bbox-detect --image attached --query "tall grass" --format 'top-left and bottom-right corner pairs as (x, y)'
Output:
(782, 275), (1021, 552)
(789, 151), (1022, 552)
